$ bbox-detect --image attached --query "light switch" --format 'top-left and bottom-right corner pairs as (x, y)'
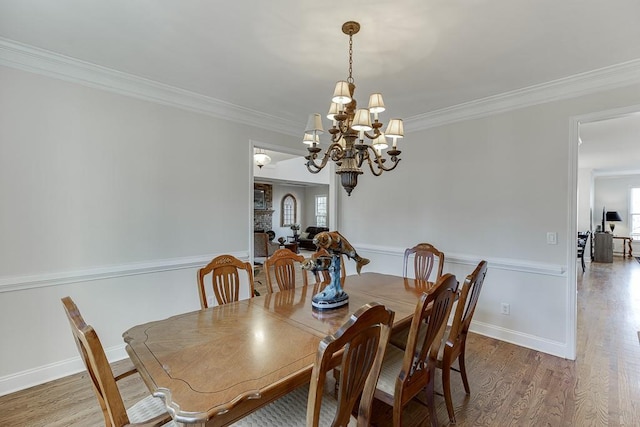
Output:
(546, 232), (557, 245)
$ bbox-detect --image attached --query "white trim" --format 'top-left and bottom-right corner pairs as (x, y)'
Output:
(0, 251), (249, 293)
(0, 38), (300, 137)
(3, 37), (640, 137)
(567, 116), (580, 361)
(592, 169), (640, 177)
(0, 344), (127, 397)
(470, 321), (568, 359)
(406, 59), (640, 131)
(356, 244), (566, 277)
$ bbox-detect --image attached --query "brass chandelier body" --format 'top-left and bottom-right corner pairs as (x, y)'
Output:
(304, 21), (404, 196)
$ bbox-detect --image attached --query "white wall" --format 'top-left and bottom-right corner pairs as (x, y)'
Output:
(339, 82), (640, 358)
(577, 168), (594, 232)
(0, 65), (299, 395)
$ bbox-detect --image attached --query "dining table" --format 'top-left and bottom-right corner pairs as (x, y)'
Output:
(123, 272), (435, 426)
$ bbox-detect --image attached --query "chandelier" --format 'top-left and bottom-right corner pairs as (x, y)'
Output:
(303, 21), (404, 196)
(254, 148), (271, 169)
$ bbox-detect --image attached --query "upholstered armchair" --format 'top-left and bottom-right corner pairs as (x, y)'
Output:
(254, 232), (279, 260)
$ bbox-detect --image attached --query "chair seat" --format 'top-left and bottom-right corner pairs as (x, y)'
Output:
(232, 385), (356, 426)
(375, 344), (406, 397)
(127, 395), (177, 426)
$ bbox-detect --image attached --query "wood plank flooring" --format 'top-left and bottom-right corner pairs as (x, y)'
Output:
(1, 258), (639, 426)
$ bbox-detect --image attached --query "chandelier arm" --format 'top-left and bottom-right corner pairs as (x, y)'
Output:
(306, 143), (345, 173)
(363, 130), (380, 140)
(364, 146), (402, 175)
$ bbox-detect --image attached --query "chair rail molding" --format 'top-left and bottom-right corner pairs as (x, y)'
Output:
(355, 243), (566, 277)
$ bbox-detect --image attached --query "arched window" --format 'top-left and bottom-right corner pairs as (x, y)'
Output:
(281, 194), (297, 227)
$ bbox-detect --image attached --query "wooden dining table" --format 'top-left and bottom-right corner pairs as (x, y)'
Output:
(123, 272), (435, 426)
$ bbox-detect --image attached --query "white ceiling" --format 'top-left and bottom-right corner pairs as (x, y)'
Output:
(2, 0), (640, 172)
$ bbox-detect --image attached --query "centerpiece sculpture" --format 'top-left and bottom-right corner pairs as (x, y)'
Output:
(303, 231), (369, 310)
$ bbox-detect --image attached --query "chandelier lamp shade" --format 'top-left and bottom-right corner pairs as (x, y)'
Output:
(303, 21), (404, 196)
(254, 148), (271, 169)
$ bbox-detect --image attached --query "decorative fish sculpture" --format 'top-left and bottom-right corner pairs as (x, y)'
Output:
(312, 231), (370, 274)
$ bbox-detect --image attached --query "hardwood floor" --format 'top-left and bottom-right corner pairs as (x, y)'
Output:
(1, 258), (639, 426)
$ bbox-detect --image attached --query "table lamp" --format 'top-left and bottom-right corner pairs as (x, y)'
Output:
(605, 211), (622, 233)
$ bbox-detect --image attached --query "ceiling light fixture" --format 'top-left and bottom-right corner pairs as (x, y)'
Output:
(303, 21), (404, 196)
(254, 148), (271, 169)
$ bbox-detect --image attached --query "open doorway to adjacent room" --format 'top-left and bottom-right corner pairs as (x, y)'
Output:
(249, 142), (333, 267)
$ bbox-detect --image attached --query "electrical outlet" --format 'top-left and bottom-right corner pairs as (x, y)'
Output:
(546, 232), (557, 245)
(501, 303), (510, 315)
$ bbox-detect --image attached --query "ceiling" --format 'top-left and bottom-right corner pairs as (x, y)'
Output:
(2, 1), (640, 172)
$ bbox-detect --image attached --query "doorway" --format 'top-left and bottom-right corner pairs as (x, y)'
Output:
(570, 103), (640, 359)
(249, 140), (334, 265)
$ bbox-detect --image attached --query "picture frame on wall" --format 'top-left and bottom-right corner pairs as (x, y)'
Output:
(254, 189), (266, 209)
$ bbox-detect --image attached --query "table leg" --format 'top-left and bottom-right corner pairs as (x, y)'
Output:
(628, 239), (633, 258)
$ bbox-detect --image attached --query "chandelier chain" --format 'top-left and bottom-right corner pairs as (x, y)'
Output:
(347, 34), (354, 84)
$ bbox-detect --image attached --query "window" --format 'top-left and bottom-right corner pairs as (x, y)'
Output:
(315, 195), (327, 227)
(631, 187), (640, 238)
(281, 194), (297, 227)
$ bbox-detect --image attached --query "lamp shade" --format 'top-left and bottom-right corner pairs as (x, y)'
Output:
(305, 113), (324, 134)
(351, 108), (372, 131)
(385, 119), (404, 138)
(605, 211), (622, 222)
(332, 81), (352, 104)
(368, 93), (385, 113)
(327, 102), (340, 121)
(302, 133), (319, 145)
(372, 133), (388, 151)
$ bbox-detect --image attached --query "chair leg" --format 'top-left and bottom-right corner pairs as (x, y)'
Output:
(442, 355), (456, 423)
(581, 254), (585, 272)
(425, 370), (438, 427)
(458, 345), (470, 394)
(393, 395), (403, 427)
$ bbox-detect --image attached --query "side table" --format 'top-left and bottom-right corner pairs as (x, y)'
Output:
(284, 242), (299, 254)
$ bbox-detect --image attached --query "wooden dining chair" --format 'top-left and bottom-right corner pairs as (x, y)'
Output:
(438, 260), (488, 423)
(374, 273), (458, 427)
(309, 248), (346, 285)
(197, 254), (255, 308)
(232, 302), (395, 426)
(264, 248), (309, 293)
(402, 243), (445, 282)
(61, 297), (175, 427)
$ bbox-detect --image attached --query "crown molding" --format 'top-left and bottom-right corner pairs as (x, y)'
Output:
(3, 37), (640, 135)
(405, 59), (640, 131)
(0, 38), (301, 136)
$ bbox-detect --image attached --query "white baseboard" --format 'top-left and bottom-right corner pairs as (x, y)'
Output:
(470, 321), (568, 359)
(0, 345), (128, 397)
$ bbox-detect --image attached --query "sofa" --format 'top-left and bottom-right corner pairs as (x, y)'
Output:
(297, 226), (329, 250)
